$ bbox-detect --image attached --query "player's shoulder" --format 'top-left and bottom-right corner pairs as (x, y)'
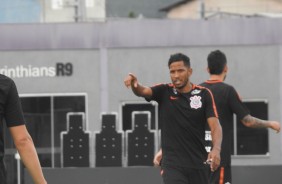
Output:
(193, 84), (211, 94)
(217, 82), (235, 90)
(194, 83), (212, 90)
(150, 83), (172, 92)
(157, 83), (175, 88)
(151, 83), (169, 88)
(220, 82), (237, 91)
(200, 80), (234, 89)
(0, 74), (14, 84)
(0, 74), (16, 94)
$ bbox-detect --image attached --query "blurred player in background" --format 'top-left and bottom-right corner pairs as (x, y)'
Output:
(200, 50), (280, 184)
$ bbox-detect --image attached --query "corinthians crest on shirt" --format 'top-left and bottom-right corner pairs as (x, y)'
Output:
(190, 95), (202, 109)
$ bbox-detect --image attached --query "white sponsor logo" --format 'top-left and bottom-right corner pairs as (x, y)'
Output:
(173, 88), (178, 94)
(191, 89), (201, 95)
(205, 131), (212, 141)
(190, 95), (202, 109)
(205, 146), (211, 152)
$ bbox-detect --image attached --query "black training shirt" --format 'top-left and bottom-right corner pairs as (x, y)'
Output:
(147, 83), (218, 168)
(0, 74), (25, 165)
(200, 80), (249, 165)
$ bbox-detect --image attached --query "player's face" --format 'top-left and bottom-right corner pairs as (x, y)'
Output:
(169, 61), (192, 90)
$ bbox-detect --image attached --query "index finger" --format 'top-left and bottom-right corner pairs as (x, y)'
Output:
(128, 73), (136, 79)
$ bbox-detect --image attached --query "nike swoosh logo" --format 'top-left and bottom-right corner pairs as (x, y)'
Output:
(170, 96), (178, 100)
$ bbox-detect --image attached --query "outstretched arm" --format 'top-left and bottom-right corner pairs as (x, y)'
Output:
(241, 115), (280, 133)
(207, 117), (222, 172)
(124, 73), (152, 98)
(10, 125), (47, 184)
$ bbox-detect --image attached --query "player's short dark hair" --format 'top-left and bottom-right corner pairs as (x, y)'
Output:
(168, 53), (191, 68)
(207, 50), (227, 74)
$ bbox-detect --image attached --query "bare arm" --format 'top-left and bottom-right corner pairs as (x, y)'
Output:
(207, 117), (222, 172)
(124, 73), (152, 98)
(241, 115), (280, 133)
(10, 125), (47, 184)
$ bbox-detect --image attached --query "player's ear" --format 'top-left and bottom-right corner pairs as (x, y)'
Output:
(207, 67), (211, 74)
(188, 67), (193, 76)
(224, 65), (228, 73)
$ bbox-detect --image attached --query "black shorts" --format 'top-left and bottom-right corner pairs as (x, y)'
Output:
(0, 161), (7, 184)
(209, 165), (231, 184)
(161, 165), (210, 184)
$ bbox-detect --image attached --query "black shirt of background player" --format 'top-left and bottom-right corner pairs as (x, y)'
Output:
(200, 80), (249, 166)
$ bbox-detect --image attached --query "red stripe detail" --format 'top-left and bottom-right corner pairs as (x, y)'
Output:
(219, 167), (224, 184)
(194, 84), (204, 89)
(205, 80), (223, 84)
(192, 83), (196, 89)
(205, 88), (219, 118)
(194, 85), (218, 117)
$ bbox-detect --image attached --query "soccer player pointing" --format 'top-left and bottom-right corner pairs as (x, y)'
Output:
(124, 53), (222, 184)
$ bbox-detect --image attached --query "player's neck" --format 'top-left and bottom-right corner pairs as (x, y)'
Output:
(209, 74), (224, 82)
(178, 82), (193, 93)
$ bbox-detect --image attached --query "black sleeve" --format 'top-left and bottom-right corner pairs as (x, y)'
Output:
(228, 86), (249, 120)
(4, 80), (26, 127)
(145, 84), (166, 103)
